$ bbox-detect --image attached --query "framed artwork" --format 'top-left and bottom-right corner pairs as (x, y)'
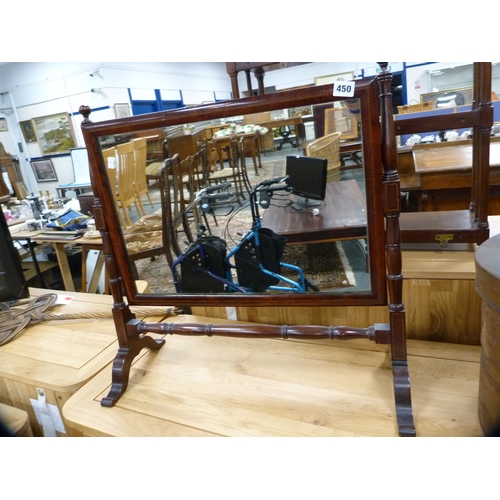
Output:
(32, 112), (76, 154)
(20, 120), (37, 142)
(315, 72), (354, 86)
(114, 103), (130, 118)
(420, 87), (474, 107)
(0, 118), (7, 132)
(31, 159), (58, 182)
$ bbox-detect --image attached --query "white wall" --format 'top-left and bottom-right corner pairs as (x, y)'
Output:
(0, 62), (232, 194)
(405, 62), (471, 104)
(1, 61), (471, 196)
(236, 62), (373, 92)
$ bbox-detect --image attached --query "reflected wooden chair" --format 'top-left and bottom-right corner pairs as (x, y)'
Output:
(240, 131), (263, 175)
(205, 137), (251, 205)
(101, 145), (165, 268)
(116, 141), (143, 226)
(132, 137), (155, 215)
(101, 146), (125, 225)
(180, 151), (209, 202)
(160, 154), (194, 257)
(211, 131), (262, 176)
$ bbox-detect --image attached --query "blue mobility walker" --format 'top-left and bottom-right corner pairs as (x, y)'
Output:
(171, 177), (319, 293)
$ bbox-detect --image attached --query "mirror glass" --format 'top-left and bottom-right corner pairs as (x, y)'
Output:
(83, 78), (386, 307)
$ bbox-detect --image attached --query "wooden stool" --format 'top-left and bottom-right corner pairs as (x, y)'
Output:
(0, 402), (33, 437)
(475, 233), (500, 436)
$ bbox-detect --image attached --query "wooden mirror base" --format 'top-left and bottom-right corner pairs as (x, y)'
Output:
(100, 301), (415, 437)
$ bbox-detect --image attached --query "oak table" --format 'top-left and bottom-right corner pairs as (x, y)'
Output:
(0, 288), (165, 436)
(31, 233), (105, 293)
(62, 314), (483, 437)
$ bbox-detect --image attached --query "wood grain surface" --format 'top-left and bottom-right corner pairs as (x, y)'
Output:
(63, 314), (483, 437)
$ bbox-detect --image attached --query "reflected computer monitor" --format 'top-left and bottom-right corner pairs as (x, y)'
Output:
(285, 155), (328, 208)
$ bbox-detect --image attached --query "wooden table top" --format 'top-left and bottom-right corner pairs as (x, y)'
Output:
(62, 312), (483, 437)
(0, 288), (118, 392)
(210, 131), (258, 142)
(412, 137), (500, 173)
(0, 288), (168, 392)
(258, 116), (303, 129)
(262, 179), (367, 244)
(9, 228), (44, 239)
(31, 232), (103, 247)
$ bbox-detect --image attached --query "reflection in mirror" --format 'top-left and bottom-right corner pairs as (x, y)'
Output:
(81, 77), (386, 307)
(97, 99), (370, 297)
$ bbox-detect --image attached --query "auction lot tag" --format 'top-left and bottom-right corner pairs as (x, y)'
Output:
(333, 81), (355, 98)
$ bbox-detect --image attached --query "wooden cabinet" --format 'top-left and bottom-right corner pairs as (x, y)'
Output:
(0, 142), (23, 199)
(166, 127), (206, 162)
(398, 138), (500, 214)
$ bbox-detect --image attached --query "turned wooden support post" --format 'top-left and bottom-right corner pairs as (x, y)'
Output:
(471, 62), (492, 226)
(254, 66), (266, 95)
(79, 105), (165, 407)
(377, 62), (415, 436)
(226, 63), (240, 99)
(79, 105), (125, 313)
(377, 62), (406, 354)
(245, 70), (253, 97)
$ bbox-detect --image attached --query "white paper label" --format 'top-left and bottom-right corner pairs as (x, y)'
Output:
(332, 81), (355, 98)
(54, 294), (74, 305)
(226, 307), (237, 321)
(30, 388), (66, 436)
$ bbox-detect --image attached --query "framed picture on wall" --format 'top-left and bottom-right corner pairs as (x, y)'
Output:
(31, 159), (58, 182)
(315, 72), (354, 86)
(20, 120), (37, 142)
(32, 112), (76, 154)
(0, 118), (7, 132)
(114, 103), (130, 118)
(420, 87), (474, 107)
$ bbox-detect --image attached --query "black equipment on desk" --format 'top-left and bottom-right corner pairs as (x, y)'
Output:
(285, 155), (327, 208)
(0, 211), (29, 303)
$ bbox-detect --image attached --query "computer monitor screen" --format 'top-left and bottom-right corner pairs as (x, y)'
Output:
(0, 211), (29, 303)
(285, 155), (328, 207)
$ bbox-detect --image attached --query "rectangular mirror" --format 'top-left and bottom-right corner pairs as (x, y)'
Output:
(81, 76), (387, 308)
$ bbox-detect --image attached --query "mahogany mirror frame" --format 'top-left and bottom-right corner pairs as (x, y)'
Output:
(80, 76), (387, 309)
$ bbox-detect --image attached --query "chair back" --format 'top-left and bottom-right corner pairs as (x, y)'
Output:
(161, 154), (193, 257)
(132, 137), (154, 213)
(101, 146), (122, 223)
(116, 141), (141, 225)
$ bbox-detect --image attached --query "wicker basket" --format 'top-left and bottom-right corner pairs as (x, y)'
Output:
(397, 101), (435, 114)
(305, 132), (342, 182)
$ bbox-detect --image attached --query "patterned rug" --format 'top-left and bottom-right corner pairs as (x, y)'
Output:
(136, 238), (354, 294)
(281, 241), (354, 290)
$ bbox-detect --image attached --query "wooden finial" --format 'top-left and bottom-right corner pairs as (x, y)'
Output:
(79, 105), (92, 123)
(377, 62), (389, 73)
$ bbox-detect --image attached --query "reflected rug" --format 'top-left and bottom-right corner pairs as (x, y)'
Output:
(136, 219), (355, 294)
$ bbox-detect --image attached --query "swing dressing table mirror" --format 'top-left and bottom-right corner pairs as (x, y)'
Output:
(80, 65), (415, 436)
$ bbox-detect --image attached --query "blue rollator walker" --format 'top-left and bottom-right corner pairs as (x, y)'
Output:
(171, 177), (319, 293)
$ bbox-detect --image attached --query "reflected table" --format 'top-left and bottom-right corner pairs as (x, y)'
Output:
(262, 179), (367, 244)
(31, 233), (106, 293)
(211, 132), (263, 175)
